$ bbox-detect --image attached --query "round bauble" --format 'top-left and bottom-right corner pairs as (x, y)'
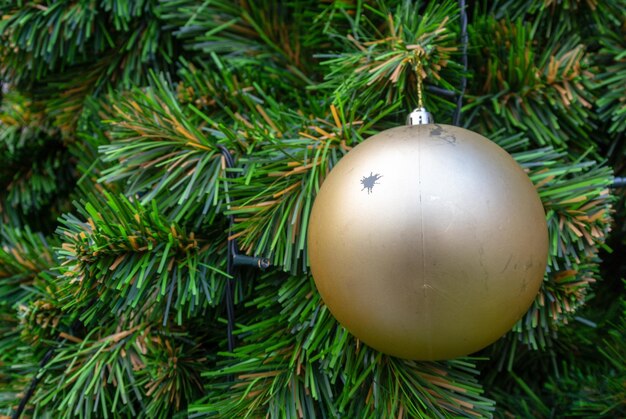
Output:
(307, 124), (548, 360)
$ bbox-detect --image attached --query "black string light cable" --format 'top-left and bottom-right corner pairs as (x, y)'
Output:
(218, 145), (270, 353)
(12, 316), (85, 419)
(453, 0), (468, 127)
(11, 349), (54, 419)
(612, 177), (626, 188)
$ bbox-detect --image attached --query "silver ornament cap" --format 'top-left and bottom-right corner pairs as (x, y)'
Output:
(407, 107), (434, 125)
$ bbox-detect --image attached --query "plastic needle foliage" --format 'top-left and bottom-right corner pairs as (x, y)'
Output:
(0, 0), (624, 418)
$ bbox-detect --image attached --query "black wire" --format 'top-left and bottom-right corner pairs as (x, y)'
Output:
(453, 0), (468, 127)
(218, 145), (238, 353)
(12, 314), (86, 418)
(612, 177), (626, 188)
(225, 245), (237, 353)
(11, 348), (54, 419)
(426, 84), (457, 98)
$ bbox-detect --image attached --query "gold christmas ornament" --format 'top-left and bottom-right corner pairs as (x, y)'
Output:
(307, 109), (548, 361)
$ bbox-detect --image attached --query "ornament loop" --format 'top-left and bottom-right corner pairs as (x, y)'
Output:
(415, 60), (425, 109)
(408, 60), (433, 125)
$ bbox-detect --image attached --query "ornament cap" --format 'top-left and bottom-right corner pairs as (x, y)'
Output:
(407, 107), (434, 125)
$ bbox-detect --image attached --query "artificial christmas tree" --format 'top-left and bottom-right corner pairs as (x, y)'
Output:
(0, 0), (624, 417)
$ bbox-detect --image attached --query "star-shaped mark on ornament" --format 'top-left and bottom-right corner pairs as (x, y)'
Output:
(361, 172), (382, 194)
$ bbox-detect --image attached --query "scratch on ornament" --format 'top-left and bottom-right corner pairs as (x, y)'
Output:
(360, 172), (382, 194)
(430, 124), (457, 145)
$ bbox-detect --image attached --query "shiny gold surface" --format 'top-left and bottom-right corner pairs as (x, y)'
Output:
(307, 124), (548, 360)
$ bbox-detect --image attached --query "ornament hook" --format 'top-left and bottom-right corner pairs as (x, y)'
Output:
(407, 60), (434, 126)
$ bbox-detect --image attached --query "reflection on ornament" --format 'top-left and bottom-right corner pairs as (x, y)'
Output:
(308, 123), (548, 360)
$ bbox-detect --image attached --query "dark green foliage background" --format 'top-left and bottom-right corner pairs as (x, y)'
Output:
(0, 0), (624, 417)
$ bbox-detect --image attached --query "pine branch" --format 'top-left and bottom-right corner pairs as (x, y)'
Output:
(158, 0), (324, 85)
(0, 225), (59, 415)
(192, 274), (494, 418)
(0, 225), (56, 306)
(27, 324), (204, 418)
(69, 96), (117, 189)
(56, 189), (229, 327)
(0, 1), (108, 83)
(0, 90), (74, 231)
(319, 0), (462, 118)
(525, 148), (612, 338)
(487, 0), (626, 38)
(35, 59), (115, 138)
(470, 136), (613, 356)
(137, 332), (207, 417)
(595, 26), (626, 136)
(0, 0), (179, 87)
(223, 98), (397, 273)
(482, 282), (626, 417)
(99, 74), (228, 227)
(2, 221), (214, 417)
(465, 17), (596, 152)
